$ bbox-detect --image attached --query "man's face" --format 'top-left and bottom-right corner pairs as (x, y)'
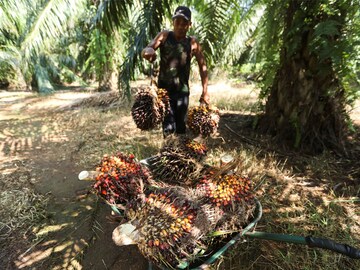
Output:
(173, 17), (191, 38)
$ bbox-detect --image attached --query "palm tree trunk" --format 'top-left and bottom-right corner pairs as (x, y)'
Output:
(260, 1), (348, 153)
(14, 68), (30, 91)
(98, 70), (117, 92)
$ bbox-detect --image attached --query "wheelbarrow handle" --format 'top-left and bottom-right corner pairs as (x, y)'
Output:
(305, 236), (360, 259)
(244, 231), (360, 259)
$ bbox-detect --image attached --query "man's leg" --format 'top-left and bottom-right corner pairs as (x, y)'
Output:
(174, 93), (189, 134)
(162, 97), (177, 137)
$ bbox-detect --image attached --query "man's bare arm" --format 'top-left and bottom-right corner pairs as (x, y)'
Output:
(141, 30), (169, 62)
(192, 37), (209, 104)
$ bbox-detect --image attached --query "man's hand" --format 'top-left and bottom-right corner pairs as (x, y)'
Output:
(199, 92), (210, 105)
(141, 47), (156, 62)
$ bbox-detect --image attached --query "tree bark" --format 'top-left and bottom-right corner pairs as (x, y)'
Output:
(260, 1), (348, 153)
(98, 70), (117, 92)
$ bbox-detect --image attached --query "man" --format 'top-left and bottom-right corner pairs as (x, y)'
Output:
(141, 6), (210, 136)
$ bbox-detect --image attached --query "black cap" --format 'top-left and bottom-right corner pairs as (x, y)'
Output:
(172, 6), (191, 21)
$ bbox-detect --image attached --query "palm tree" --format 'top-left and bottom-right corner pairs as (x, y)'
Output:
(252, 0), (360, 152)
(0, 0), (88, 92)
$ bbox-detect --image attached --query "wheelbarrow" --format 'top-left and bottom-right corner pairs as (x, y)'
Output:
(109, 196), (359, 270)
(137, 158), (360, 270)
(148, 198), (358, 270)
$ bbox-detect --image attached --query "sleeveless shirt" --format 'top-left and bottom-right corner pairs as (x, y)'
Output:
(158, 31), (192, 94)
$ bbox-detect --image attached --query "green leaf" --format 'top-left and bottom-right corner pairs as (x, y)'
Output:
(314, 20), (341, 37)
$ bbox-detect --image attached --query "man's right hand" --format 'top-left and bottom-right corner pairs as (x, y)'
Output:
(199, 92), (210, 105)
(141, 47), (156, 62)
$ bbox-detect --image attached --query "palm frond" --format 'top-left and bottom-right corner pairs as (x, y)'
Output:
(223, 3), (265, 65)
(250, 0), (284, 61)
(118, 0), (173, 99)
(47, 52), (85, 85)
(94, 0), (131, 33)
(0, 45), (21, 70)
(194, 0), (239, 68)
(0, 4), (18, 39)
(0, 0), (31, 40)
(0, 0), (88, 89)
(20, 0), (87, 60)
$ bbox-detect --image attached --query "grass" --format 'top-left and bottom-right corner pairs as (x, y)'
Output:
(0, 167), (49, 265)
(62, 87), (359, 270)
(1, 82), (359, 269)
(64, 106), (162, 167)
(0, 189), (49, 243)
(211, 149), (360, 270)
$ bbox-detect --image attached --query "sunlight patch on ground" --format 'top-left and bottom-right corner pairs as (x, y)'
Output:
(189, 81), (259, 113)
(0, 126), (69, 157)
(0, 91), (95, 120)
(277, 205), (305, 213)
(15, 240), (74, 269)
(0, 160), (26, 173)
(132, 78), (259, 107)
(190, 81), (258, 98)
(0, 91), (34, 99)
(36, 224), (70, 237)
(25, 92), (94, 111)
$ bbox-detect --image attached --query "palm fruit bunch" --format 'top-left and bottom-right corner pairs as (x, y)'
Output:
(187, 105), (220, 137)
(124, 187), (211, 269)
(149, 151), (201, 185)
(156, 87), (170, 120)
(196, 169), (256, 232)
(92, 152), (151, 205)
(197, 172), (253, 207)
(131, 86), (169, 130)
(182, 138), (208, 161)
(147, 136), (205, 185)
(160, 136), (208, 161)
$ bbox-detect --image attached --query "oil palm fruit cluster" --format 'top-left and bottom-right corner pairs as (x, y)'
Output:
(160, 136), (208, 161)
(213, 200), (256, 232)
(187, 105), (220, 137)
(156, 87), (170, 119)
(196, 169), (256, 232)
(149, 151), (200, 185)
(196, 170), (253, 207)
(131, 86), (169, 130)
(183, 138), (207, 161)
(147, 137), (205, 185)
(125, 188), (209, 269)
(92, 152), (151, 205)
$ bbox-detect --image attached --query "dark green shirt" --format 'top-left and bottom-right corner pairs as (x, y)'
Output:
(158, 31), (192, 94)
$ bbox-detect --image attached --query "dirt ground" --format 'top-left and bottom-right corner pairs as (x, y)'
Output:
(0, 83), (359, 270)
(0, 89), (152, 270)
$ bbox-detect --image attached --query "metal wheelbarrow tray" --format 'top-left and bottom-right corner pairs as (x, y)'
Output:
(136, 157), (360, 269)
(150, 196), (359, 270)
(109, 196), (359, 270)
